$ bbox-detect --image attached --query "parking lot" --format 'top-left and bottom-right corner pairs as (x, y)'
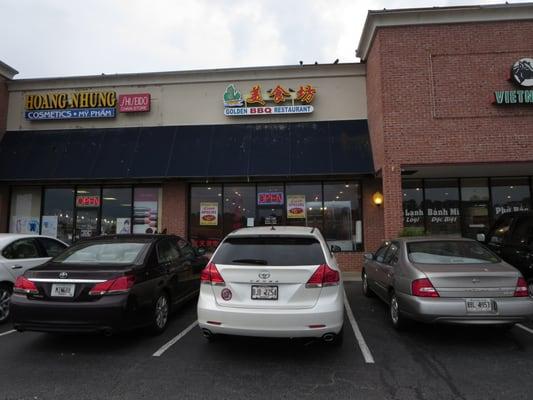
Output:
(1, 281), (533, 400)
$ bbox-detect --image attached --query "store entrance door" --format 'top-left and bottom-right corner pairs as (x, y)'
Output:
(256, 184), (285, 226)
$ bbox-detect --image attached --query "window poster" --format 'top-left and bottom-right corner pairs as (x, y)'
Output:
(11, 216), (40, 234)
(200, 202), (219, 226)
(41, 215), (58, 237)
(116, 218), (131, 234)
(133, 188), (159, 234)
(287, 195), (306, 219)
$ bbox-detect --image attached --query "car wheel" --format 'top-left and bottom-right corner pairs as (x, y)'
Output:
(362, 270), (374, 298)
(0, 284), (12, 324)
(151, 293), (170, 334)
(389, 292), (408, 331)
(331, 326), (344, 346)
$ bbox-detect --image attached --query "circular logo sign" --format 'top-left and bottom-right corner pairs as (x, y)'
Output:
(512, 58), (533, 87)
(258, 271), (271, 279)
(221, 288), (232, 301)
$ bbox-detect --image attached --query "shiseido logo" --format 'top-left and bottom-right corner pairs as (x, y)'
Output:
(59, 272), (68, 279)
(512, 58), (533, 87)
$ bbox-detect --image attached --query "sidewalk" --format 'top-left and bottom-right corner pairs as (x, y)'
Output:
(342, 272), (361, 282)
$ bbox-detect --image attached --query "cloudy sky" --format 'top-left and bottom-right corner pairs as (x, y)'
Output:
(0, 0), (529, 79)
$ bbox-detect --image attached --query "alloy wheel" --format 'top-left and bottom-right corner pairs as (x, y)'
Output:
(155, 295), (169, 329)
(362, 273), (368, 293)
(0, 287), (12, 323)
(390, 295), (399, 325)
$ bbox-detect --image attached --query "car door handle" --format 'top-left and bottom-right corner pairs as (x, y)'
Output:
(11, 265), (23, 270)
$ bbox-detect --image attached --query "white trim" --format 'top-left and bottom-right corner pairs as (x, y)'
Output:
(152, 320), (198, 357)
(344, 290), (375, 364)
(516, 323), (533, 335)
(0, 329), (16, 337)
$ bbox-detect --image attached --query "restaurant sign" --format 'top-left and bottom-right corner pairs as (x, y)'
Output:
(223, 83), (316, 116)
(494, 58), (533, 105)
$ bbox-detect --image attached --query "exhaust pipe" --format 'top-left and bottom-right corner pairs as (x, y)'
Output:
(202, 329), (213, 339)
(322, 333), (336, 343)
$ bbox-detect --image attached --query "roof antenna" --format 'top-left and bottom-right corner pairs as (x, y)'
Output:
(271, 225), (276, 231)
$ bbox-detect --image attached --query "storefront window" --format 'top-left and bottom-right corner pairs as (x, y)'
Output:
(75, 187), (100, 240)
(190, 185), (223, 251)
(9, 187), (41, 235)
(42, 188), (75, 243)
(491, 177), (531, 218)
(323, 182), (362, 251)
(101, 188), (132, 235)
(285, 183), (322, 228)
(223, 185), (255, 234)
(461, 178), (490, 239)
(257, 184), (285, 226)
(425, 179), (460, 236)
(133, 187), (161, 234)
(402, 180), (424, 236)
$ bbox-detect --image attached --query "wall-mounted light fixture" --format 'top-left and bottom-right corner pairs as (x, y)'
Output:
(372, 191), (384, 206)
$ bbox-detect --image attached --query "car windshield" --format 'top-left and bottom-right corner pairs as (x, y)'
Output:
(53, 242), (148, 264)
(407, 241), (499, 264)
(212, 236), (326, 266)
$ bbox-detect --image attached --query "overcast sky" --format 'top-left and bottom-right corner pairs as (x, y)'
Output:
(0, 0), (529, 79)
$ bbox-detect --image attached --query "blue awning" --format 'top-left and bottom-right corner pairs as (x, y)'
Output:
(0, 120), (374, 181)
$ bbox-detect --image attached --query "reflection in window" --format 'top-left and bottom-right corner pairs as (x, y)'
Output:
(133, 187), (160, 234)
(424, 179), (460, 236)
(43, 188), (75, 243)
(402, 180), (424, 235)
(461, 178), (490, 239)
(257, 184), (284, 226)
(101, 188), (132, 235)
(190, 185), (223, 251)
(285, 183), (322, 228)
(9, 187), (41, 235)
(223, 185), (255, 235)
(491, 177), (531, 218)
(323, 183), (362, 251)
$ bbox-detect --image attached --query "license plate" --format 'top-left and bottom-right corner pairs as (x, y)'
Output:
(51, 283), (75, 298)
(251, 285), (278, 300)
(465, 298), (493, 312)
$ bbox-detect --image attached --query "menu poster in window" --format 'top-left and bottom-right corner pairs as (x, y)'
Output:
(42, 215), (58, 237)
(11, 216), (40, 234)
(133, 189), (158, 234)
(287, 195), (306, 219)
(200, 202), (218, 226)
(117, 218), (131, 234)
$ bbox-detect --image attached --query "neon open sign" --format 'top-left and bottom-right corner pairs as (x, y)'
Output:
(76, 196), (101, 208)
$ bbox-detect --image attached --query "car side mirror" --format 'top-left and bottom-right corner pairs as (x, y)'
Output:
(476, 233), (486, 242)
(196, 247), (206, 256)
(363, 252), (374, 261)
(330, 245), (342, 253)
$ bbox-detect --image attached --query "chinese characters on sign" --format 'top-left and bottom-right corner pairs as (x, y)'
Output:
(223, 83), (317, 116)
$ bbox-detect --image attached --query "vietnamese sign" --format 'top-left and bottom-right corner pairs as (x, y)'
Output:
(287, 195), (306, 219)
(223, 83), (316, 116)
(200, 202), (218, 226)
(257, 192), (284, 205)
(494, 58), (533, 105)
(25, 91), (117, 120)
(119, 93), (151, 112)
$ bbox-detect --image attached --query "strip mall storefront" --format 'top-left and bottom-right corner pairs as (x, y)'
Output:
(0, 3), (532, 272)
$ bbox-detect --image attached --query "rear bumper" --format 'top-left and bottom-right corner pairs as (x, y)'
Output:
(398, 292), (533, 325)
(10, 293), (133, 334)
(197, 286), (344, 338)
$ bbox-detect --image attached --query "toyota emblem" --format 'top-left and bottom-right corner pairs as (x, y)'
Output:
(59, 272), (68, 279)
(258, 271), (271, 280)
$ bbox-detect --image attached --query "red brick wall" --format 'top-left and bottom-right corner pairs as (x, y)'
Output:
(366, 20), (533, 239)
(161, 181), (188, 238)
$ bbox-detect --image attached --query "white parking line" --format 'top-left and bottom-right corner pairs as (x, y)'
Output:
(516, 323), (533, 335)
(344, 290), (375, 364)
(152, 320), (198, 357)
(0, 329), (16, 337)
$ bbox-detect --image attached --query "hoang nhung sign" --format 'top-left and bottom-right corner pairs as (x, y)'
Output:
(223, 83), (316, 116)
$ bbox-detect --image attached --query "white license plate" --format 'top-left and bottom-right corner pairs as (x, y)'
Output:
(251, 285), (278, 300)
(51, 283), (75, 298)
(465, 298), (493, 312)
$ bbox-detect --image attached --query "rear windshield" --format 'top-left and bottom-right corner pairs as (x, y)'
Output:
(407, 241), (499, 264)
(212, 236), (326, 266)
(53, 242), (148, 265)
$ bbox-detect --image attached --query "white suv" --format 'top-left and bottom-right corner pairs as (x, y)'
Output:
(197, 226), (344, 343)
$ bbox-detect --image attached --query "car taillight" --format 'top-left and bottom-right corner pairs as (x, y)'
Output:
(200, 262), (225, 286)
(514, 277), (529, 297)
(13, 276), (39, 295)
(306, 264), (340, 288)
(412, 278), (439, 297)
(89, 275), (135, 296)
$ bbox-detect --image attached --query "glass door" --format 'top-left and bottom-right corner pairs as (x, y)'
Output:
(257, 184), (285, 226)
(461, 179), (490, 239)
(74, 187), (101, 240)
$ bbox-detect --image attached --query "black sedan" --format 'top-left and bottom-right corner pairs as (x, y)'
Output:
(10, 234), (207, 335)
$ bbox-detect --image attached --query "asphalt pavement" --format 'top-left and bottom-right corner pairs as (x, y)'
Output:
(0, 282), (532, 400)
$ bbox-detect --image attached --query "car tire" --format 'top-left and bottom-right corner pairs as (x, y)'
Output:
(0, 283), (12, 324)
(362, 270), (374, 298)
(389, 291), (409, 331)
(331, 326), (344, 346)
(150, 293), (170, 335)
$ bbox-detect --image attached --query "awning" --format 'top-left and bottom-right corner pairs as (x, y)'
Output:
(0, 120), (374, 181)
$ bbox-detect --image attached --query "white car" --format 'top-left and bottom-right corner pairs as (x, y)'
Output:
(197, 226), (344, 343)
(0, 234), (68, 323)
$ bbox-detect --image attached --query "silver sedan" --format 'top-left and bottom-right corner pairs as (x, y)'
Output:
(362, 237), (533, 329)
